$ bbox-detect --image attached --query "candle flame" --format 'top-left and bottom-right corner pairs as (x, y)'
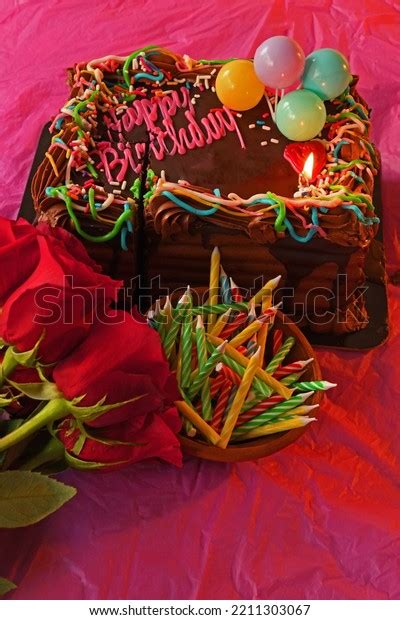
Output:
(303, 152), (314, 180)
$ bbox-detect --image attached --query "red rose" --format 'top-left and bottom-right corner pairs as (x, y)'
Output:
(52, 311), (182, 467)
(58, 405), (182, 469)
(1, 311), (182, 468)
(0, 217), (122, 364)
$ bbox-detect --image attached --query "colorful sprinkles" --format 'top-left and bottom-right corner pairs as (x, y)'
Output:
(40, 46), (379, 248)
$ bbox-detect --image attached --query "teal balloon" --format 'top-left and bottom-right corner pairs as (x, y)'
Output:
(302, 48), (351, 100)
(276, 89), (327, 141)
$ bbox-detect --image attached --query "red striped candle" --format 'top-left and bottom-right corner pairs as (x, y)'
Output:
(273, 358), (313, 378)
(221, 364), (242, 386)
(229, 277), (243, 302)
(219, 312), (247, 339)
(272, 329), (283, 356)
(236, 395), (285, 426)
(211, 380), (233, 431)
(210, 374), (225, 398)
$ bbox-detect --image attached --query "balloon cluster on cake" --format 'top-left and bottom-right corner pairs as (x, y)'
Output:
(215, 36), (352, 141)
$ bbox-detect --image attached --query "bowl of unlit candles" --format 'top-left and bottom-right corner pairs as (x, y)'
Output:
(148, 248), (336, 463)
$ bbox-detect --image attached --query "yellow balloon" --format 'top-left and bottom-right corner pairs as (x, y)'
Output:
(215, 60), (265, 111)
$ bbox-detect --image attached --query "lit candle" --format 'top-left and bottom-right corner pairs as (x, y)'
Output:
(302, 152), (314, 184)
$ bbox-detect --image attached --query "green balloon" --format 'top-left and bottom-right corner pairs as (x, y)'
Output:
(302, 48), (351, 100)
(276, 89), (327, 141)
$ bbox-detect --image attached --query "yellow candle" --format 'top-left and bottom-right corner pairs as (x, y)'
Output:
(262, 291), (272, 312)
(161, 295), (173, 328)
(237, 414), (317, 441)
(257, 294), (274, 366)
(228, 317), (265, 349)
(218, 347), (262, 448)
(207, 247), (220, 331)
(209, 308), (232, 337)
(257, 322), (270, 368)
(175, 400), (221, 445)
(249, 275), (281, 307)
(207, 334), (292, 399)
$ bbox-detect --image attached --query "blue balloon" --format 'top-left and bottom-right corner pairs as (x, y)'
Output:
(302, 48), (351, 101)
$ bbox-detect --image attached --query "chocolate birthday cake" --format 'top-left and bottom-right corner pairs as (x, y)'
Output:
(31, 45), (381, 333)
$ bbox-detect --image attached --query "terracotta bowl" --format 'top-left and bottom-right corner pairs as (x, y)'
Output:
(154, 290), (322, 463)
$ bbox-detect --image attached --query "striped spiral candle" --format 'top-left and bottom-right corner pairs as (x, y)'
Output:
(224, 385), (237, 416)
(246, 333), (258, 356)
(188, 342), (226, 399)
(272, 329), (283, 356)
(249, 275), (281, 307)
(175, 400), (221, 445)
(210, 373), (226, 398)
(195, 315), (213, 420)
(266, 336), (295, 373)
(246, 302), (257, 324)
(220, 364), (242, 386)
(179, 311), (193, 389)
(293, 380), (337, 392)
(234, 415), (316, 442)
(208, 335), (292, 399)
(157, 295), (173, 340)
(209, 308), (232, 337)
(221, 353), (271, 398)
(163, 292), (190, 360)
(153, 299), (162, 319)
(236, 394), (285, 426)
(273, 358), (314, 378)
(208, 246), (220, 330)
(229, 318), (265, 349)
(219, 348), (262, 448)
(220, 265), (232, 304)
(281, 372), (303, 385)
(190, 303), (248, 316)
(200, 381), (213, 422)
(211, 380), (232, 431)
(195, 315), (207, 370)
(219, 312), (248, 339)
(232, 391), (315, 435)
(229, 277), (243, 302)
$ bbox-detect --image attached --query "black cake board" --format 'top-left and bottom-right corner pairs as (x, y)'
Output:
(19, 124), (389, 351)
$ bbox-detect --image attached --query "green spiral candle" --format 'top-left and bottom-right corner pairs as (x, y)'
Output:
(266, 336), (295, 373)
(195, 316), (212, 421)
(179, 311), (193, 389)
(188, 342), (226, 399)
(293, 380), (337, 392)
(220, 353), (272, 398)
(163, 292), (191, 361)
(232, 391), (315, 436)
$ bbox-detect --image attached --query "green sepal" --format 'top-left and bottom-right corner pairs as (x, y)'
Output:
(54, 418), (143, 459)
(0, 394), (14, 407)
(71, 432), (86, 456)
(0, 347), (17, 383)
(64, 451), (131, 471)
(9, 331), (46, 367)
(35, 364), (54, 383)
(67, 393), (145, 423)
(7, 379), (62, 401)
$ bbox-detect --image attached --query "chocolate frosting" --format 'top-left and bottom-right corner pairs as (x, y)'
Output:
(31, 46), (381, 333)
